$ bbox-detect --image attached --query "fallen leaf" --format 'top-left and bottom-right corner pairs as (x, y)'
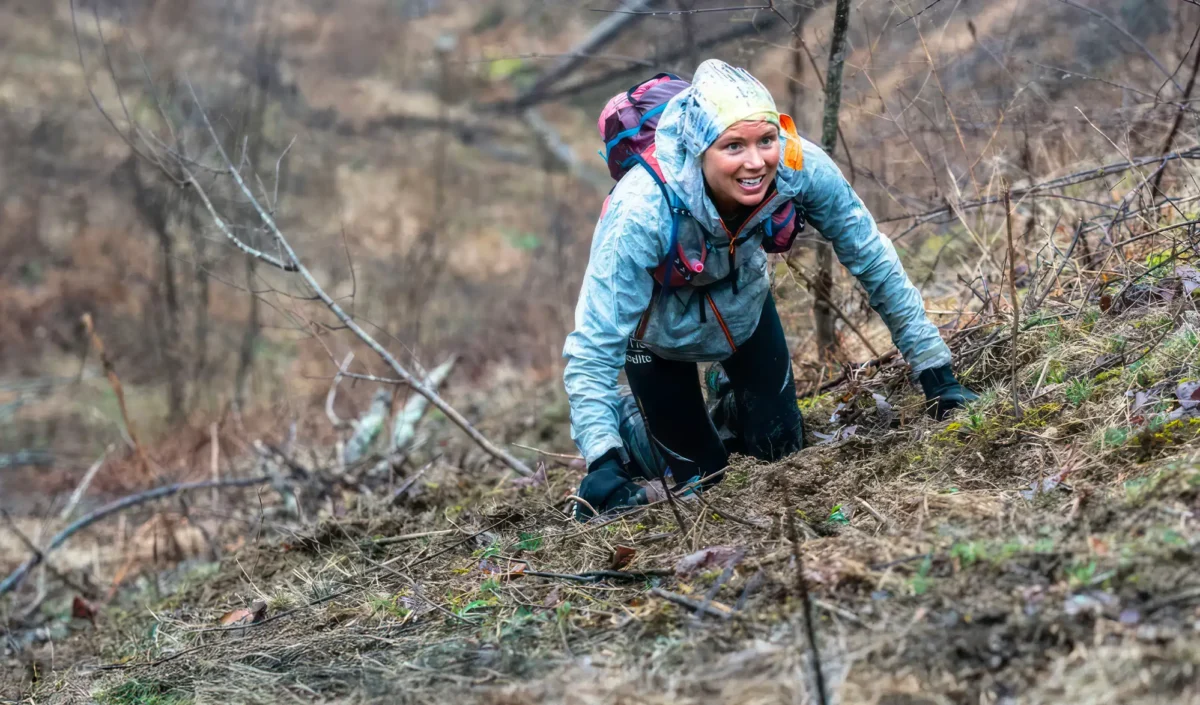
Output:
(479, 559), (526, 579)
(1020, 467), (1073, 500)
(219, 608), (253, 626)
(542, 586), (562, 609)
(675, 546), (743, 579)
(1177, 381), (1200, 410)
(1088, 536), (1110, 556)
(1177, 265), (1200, 295)
(72, 596), (96, 624)
(609, 545), (637, 570)
(1099, 294), (1112, 312)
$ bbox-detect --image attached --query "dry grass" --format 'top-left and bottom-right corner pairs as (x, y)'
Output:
(9, 239), (1200, 703)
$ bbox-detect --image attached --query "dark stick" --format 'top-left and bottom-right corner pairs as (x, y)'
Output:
(1151, 43), (1200, 197)
(0, 476), (272, 597)
(786, 511), (828, 705)
(660, 475), (692, 535)
(1004, 184), (1022, 420)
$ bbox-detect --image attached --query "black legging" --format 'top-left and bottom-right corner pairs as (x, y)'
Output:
(624, 294), (804, 484)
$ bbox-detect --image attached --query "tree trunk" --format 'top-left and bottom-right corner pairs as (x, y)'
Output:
(815, 0), (852, 363)
(190, 220), (210, 411)
(234, 256), (258, 412)
(157, 225), (185, 425)
(127, 156), (185, 424)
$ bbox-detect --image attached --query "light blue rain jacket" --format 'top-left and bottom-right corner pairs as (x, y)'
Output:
(563, 61), (951, 466)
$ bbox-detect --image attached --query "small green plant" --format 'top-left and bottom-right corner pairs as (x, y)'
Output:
(456, 599), (493, 619)
(267, 591), (297, 612)
(1065, 560), (1098, 588)
(368, 594), (411, 620)
(908, 555), (934, 596)
(949, 541), (983, 567)
(1065, 378), (1094, 407)
(477, 541), (502, 559)
(828, 504), (850, 525)
(555, 600), (573, 624)
(1079, 308), (1101, 332)
(97, 679), (188, 705)
(725, 468), (750, 489)
(1102, 426), (1129, 449)
(514, 532), (543, 552)
(480, 578), (501, 596)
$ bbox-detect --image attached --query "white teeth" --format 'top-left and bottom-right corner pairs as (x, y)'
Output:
(738, 176), (763, 187)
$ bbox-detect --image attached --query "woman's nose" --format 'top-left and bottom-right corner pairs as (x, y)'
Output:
(743, 148), (765, 170)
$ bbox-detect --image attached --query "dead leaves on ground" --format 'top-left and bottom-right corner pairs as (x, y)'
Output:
(218, 600), (268, 626)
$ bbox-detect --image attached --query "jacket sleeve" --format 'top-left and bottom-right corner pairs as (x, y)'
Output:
(563, 185), (663, 466)
(796, 143), (952, 373)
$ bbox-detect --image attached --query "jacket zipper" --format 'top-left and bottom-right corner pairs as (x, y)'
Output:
(722, 196), (775, 297)
(723, 195), (777, 258)
(705, 292), (737, 353)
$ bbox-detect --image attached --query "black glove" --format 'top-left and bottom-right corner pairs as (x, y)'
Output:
(919, 364), (979, 420)
(574, 451), (646, 521)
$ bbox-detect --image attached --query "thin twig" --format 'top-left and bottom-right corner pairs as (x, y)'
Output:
(325, 352), (354, 430)
(590, 4), (769, 15)
(660, 476), (692, 535)
(786, 511), (828, 705)
(1004, 183), (1022, 419)
(60, 447), (112, 520)
(510, 443), (582, 462)
(651, 587), (733, 619)
(82, 314), (150, 480)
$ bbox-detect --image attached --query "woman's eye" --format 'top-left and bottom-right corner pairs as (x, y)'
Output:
(759, 136), (776, 147)
(724, 142), (743, 153)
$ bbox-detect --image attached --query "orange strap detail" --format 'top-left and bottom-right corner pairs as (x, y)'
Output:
(780, 114), (804, 171)
(706, 293), (737, 353)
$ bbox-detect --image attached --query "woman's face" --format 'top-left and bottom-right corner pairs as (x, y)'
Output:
(701, 120), (780, 216)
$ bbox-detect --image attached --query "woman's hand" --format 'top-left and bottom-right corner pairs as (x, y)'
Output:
(918, 364), (979, 420)
(574, 453), (647, 521)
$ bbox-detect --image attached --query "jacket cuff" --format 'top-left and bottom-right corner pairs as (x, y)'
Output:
(581, 435), (628, 468)
(908, 344), (953, 376)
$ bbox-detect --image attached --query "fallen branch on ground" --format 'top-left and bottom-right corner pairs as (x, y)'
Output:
(0, 476), (272, 597)
(651, 587), (734, 619)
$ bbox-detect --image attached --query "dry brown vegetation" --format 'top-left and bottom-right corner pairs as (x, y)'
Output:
(3, 0), (1200, 703)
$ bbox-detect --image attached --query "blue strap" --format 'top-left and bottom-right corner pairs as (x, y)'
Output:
(776, 206), (796, 232)
(603, 103), (668, 161)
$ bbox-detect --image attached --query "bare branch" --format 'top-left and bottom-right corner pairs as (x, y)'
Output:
(59, 447), (113, 521)
(514, 0), (660, 108)
(181, 79), (533, 477)
(325, 352), (354, 430)
(895, 0), (944, 27)
(180, 164), (299, 271)
(590, 5), (770, 15)
(0, 477), (272, 597)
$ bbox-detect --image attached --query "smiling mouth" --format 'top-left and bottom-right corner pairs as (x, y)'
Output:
(737, 176), (764, 189)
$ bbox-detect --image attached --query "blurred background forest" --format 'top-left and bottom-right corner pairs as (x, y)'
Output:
(0, 0), (1193, 507)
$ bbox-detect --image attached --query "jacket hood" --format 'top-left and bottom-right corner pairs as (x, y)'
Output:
(655, 59), (800, 230)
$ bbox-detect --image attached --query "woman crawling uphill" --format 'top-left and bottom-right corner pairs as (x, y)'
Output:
(563, 59), (976, 519)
